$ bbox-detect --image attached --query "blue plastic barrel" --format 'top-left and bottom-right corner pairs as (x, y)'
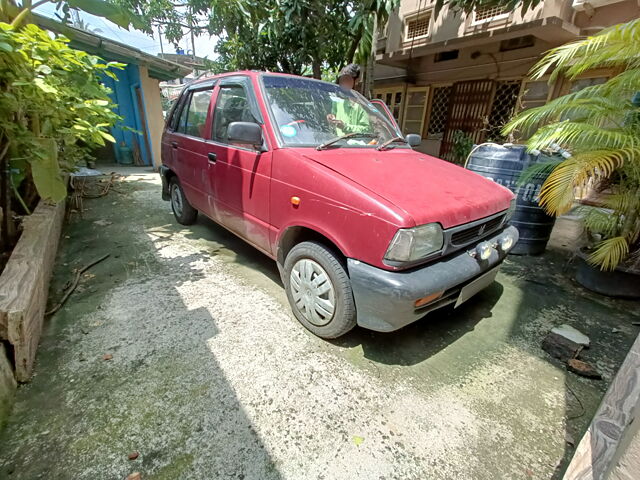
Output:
(466, 144), (556, 255)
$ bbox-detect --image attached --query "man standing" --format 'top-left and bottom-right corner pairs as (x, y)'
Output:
(327, 64), (370, 135)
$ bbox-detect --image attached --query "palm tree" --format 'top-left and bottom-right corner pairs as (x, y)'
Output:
(503, 18), (640, 271)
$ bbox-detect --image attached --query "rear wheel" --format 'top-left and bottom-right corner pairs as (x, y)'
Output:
(283, 241), (356, 339)
(169, 177), (197, 225)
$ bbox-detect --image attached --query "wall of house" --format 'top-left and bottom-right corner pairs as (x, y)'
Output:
(102, 64), (153, 167)
(139, 66), (165, 170)
(383, 0), (571, 55)
(573, 0), (639, 30)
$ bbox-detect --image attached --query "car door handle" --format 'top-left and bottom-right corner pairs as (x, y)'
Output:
(208, 152), (217, 163)
(171, 141), (178, 149)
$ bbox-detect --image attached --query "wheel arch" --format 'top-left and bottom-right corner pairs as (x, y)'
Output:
(160, 165), (177, 201)
(277, 225), (348, 267)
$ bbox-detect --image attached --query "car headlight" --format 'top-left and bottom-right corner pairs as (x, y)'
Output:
(384, 223), (443, 263)
(505, 198), (517, 222)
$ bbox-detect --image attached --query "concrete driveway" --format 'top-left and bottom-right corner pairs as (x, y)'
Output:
(1, 169), (638, 479)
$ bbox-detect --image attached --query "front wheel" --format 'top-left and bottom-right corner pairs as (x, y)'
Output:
(283, 241), (356, 339)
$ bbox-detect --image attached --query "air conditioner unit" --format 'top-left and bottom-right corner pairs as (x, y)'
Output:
(572, 0), (626, 11)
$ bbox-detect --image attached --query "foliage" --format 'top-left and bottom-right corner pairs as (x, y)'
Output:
(504, 19), (640, 271)
(0, 11), (123, 204)
(114, 0), (398, 78)
(434, 0), (542, 17)
(451, 130), (473, 165)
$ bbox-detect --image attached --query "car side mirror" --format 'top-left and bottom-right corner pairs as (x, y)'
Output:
(405, 134), (421, 147)
(227, 122), (263, 148)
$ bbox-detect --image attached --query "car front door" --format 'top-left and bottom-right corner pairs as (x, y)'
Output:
(169, 82), (216, 213)
(207, 76), (272, 255)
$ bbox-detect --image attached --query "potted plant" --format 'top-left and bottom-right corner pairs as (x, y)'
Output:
(504, 18), (640, 298)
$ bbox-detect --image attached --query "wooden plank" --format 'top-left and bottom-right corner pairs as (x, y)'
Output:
(0, 199), (65, 382)
(563, 333), (640, 480)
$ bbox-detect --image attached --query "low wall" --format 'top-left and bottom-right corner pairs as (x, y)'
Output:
(0, 199), (65, 383)
(0, 343), (16, 428)
(563, 332), (640, 480)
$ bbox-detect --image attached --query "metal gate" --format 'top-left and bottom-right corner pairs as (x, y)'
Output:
(439, 80), (495, 162)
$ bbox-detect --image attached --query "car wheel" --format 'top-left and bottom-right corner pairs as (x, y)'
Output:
(283, 241), (356, 339)
(169, 177), (197, 225)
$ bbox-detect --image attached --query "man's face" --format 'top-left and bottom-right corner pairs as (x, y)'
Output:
(339, 76), (356, 90)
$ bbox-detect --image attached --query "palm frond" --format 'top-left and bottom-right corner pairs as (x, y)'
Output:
(601, 189), (640, 216)
(588, 236), (630, 271)
(527, 123), (637, 152)
(538, 158), (582, 215)
(583, 207), (621, 238)
(517, 159), (562, 187)
(503, 96), (629, 136)
(530, 19), (640, 81)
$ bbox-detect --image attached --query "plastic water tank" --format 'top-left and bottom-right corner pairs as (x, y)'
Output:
(466, 144), (556, 255)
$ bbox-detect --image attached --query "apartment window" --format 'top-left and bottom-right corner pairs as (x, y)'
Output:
(519, 80), (550, 111)
(435, 50), (459, 62)
(473, 5), (508, 23)
(402, 86), (430, 136)
(373, 87), (404, 123)
(500, 35), (535, 52)
(570, 77), (607, 93)
(486, 80), (521, 141)
(427, 86), (452, 140)
(406, 14), (431, 40)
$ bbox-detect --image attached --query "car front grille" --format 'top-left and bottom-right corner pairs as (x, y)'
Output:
(450, 214), (505, 247)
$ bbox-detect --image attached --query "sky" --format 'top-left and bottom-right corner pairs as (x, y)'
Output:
(36, 2), (218, 59)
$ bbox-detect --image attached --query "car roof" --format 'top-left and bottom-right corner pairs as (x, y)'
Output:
(187, 70), (331, 88)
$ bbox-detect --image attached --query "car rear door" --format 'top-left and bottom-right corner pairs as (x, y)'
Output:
(168, 81), (216, 213)
(207, 76), (273, 255)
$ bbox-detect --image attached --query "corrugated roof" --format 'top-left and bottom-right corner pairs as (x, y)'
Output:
(34, 14), (192, 81)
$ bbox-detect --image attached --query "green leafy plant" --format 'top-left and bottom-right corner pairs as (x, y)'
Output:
(0, 0), (134, 250)
(0, 22), (122, 200)
(451, 129), (474, 165)
(504, 19), (640, 271)
(114, 0), (399, 78)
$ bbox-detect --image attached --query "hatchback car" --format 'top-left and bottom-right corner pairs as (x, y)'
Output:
(160, 71), (518, 338)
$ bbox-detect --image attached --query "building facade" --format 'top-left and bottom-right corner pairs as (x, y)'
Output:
(36, 16), (191, 169)
(373, 0), (639, 160)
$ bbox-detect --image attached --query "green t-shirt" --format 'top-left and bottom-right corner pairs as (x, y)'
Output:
(332, 98), (370, 135)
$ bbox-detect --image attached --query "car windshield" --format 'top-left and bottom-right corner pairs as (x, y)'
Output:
(262, 74), (402, 148)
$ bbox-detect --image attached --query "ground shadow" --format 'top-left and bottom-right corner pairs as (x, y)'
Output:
(502, 248), (640, 479)
(0, 175), (284, 479)
(333, 281), (504, 366)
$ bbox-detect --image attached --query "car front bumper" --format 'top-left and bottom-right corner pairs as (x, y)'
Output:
(347, 225), (519, 332)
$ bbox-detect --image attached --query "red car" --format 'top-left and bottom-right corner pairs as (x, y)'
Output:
(160, 71), (518, 338)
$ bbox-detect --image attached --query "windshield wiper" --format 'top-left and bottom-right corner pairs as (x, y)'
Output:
(316, 133), (377, 151)
(376, 136), (408, 151)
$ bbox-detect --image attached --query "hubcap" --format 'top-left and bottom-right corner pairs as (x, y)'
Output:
(171, 184), (183, 217)
(290, 259), (336, 326)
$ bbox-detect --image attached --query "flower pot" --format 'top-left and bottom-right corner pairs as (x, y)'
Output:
(575, 249), (640, 299)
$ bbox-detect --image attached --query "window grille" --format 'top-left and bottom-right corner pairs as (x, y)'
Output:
(427, 86), (452, 139)
(486, 80), (521, 141)
(474, 5), (506, 22)
(406, 14), (431, 40)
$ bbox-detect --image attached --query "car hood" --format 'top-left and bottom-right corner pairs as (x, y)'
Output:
(302, 148), (513, 228)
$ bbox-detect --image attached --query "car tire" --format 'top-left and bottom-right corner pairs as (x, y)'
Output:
(283, 241), (356, 339)
(169, 177), (197, 225)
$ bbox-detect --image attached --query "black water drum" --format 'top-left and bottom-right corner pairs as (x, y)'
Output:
(466, 144), (556, 255)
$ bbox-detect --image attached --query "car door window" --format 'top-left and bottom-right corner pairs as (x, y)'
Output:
(183, 89), (213, 137)
(212, 85), (259, 144)
(174, 92), (191, 133)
